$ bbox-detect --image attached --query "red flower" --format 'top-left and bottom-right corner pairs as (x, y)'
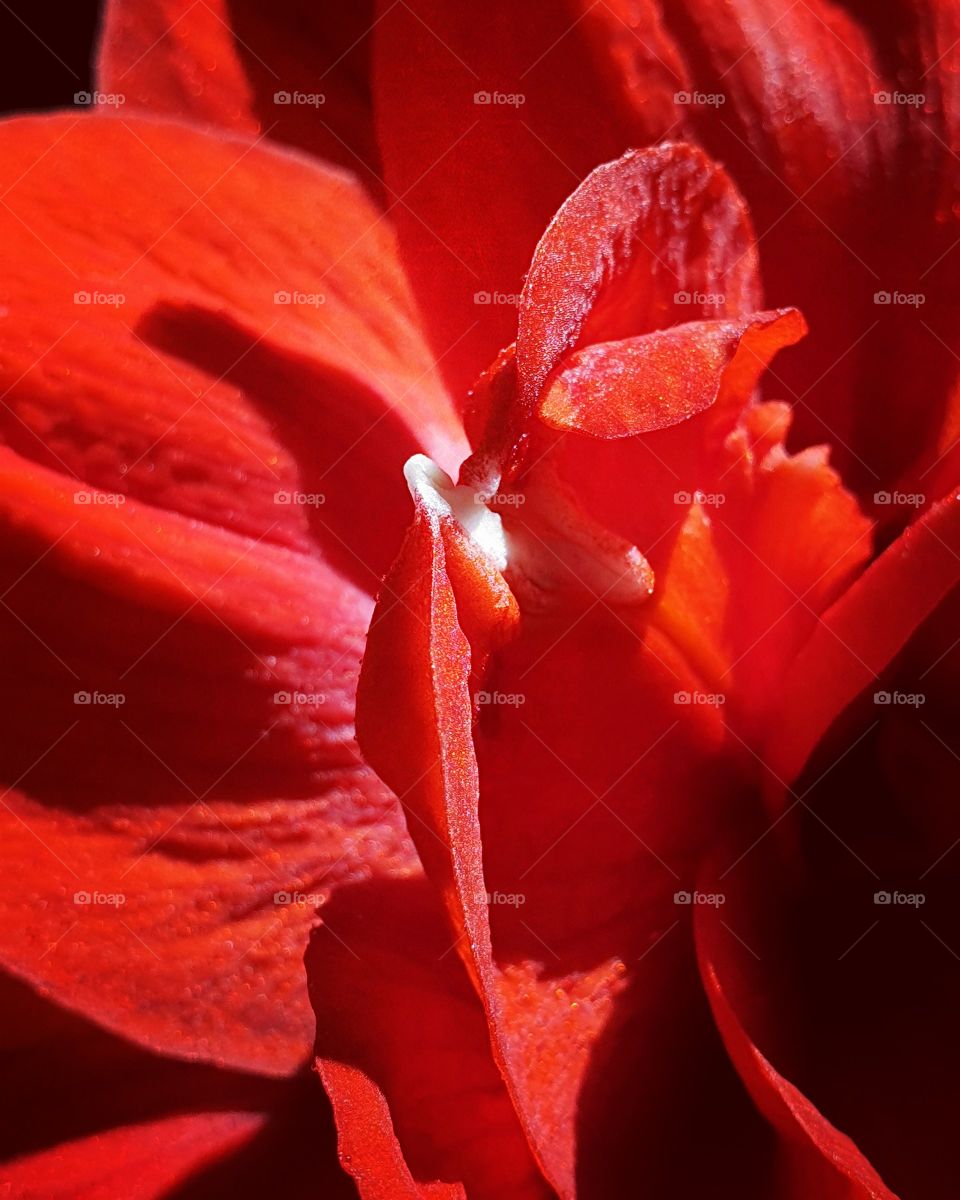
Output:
(97, 0), (960, 499)
(1, 3), (960, 1197)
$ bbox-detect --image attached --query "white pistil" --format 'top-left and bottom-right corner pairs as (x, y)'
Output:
(404, 454), (509, 572)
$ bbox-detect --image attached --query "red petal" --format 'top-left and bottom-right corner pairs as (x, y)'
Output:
(0, 113), (463, 589)
(358, 459), (776, 1196)
(668, 0), (895, 207)
(0, 1113), (265, 1200)
(356, 136), (881, 1189)
(766, 493), (960, 785)
(96, 0), (380, 185)
(0, 447), (423, 1076)
(711, 415), (873, 729)
(371, 0), (960, 498)
(661, 0), (897, 482)
(695, 668), (960, 1200)
(311, 878), (548, 1199)
(539, 309), (805, 439)
(0, 113), (461, 1074)
(464, 143), (763, 481)
(541, 401), (870, 746)
(695, 902), (898, 1199)
(357, 149), (873, 1189)
(458, 142), (863, 721)
(370, 1), (687, 401)
(518, 144), (761, 413)
(317, 1063), (463, 1200)
(667, 0), (960, 502)
(615, 413), (873, 734)
(0, 973), (355, 1197)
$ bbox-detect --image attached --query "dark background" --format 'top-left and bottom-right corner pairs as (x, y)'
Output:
(0, 1), (100, 114)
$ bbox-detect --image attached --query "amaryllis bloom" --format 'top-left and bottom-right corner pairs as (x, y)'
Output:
(1, 3), (959, 1198)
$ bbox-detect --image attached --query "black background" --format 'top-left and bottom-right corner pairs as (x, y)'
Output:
(0, 2), (100, 114)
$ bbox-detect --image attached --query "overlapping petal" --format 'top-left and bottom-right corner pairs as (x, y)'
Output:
(0, 112), (462, 1077)
(369, 1), (688, 401)
(357, 145), (882, 1197)
(0, 973), (355, 1197)
(5, 3), (960, 1193)
(696, 912), (898, 1200)
(97, 0), (381, 186)
(767, 492), (960, 786)
(311, 877), (549, 1199)
(695, 672), (960, 1200)
(98, 0), (960, 501)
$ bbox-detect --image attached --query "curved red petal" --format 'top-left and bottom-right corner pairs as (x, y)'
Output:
(370, 1), (689, 402)
(0, 110), (467, 1074)
(539, 309), (805, 439)
(695, 902), (898, 1200)
(694, 649), (960, 1200)
(358, 457), (779, 1197)
(0, 1113), (267, 1200)
(96, 0), (380, 185)
(372, 0), (960, 499)
(354, 132), (888, 1191)
(669, 0), (960, 505)
(0, 446), (425, 1076)
(464, 143), (763, 483)
(0, 113), (463, 588)
(766, 492), (960, 786)
(517, 143), (761, 414)
(0, 972), (356, 1197)
(317, 1062), (464, 1200)
(311, 878), (549, 1199)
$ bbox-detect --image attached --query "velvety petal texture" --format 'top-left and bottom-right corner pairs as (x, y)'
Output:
(358, 146), (884, 1198)
(311, 877), (548, 1199)
(0, 973), (355, 1198)
(0, 1114), (266, 1200)
(99, 0), (960, 501)
(7, 4), (960, 1193)
(369, 0), (686, 400)
(362, 0), (960, 505)
(0, 112), (462, 1077)
(97, 0), (381, 186)
(539, 311), (805, 438)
